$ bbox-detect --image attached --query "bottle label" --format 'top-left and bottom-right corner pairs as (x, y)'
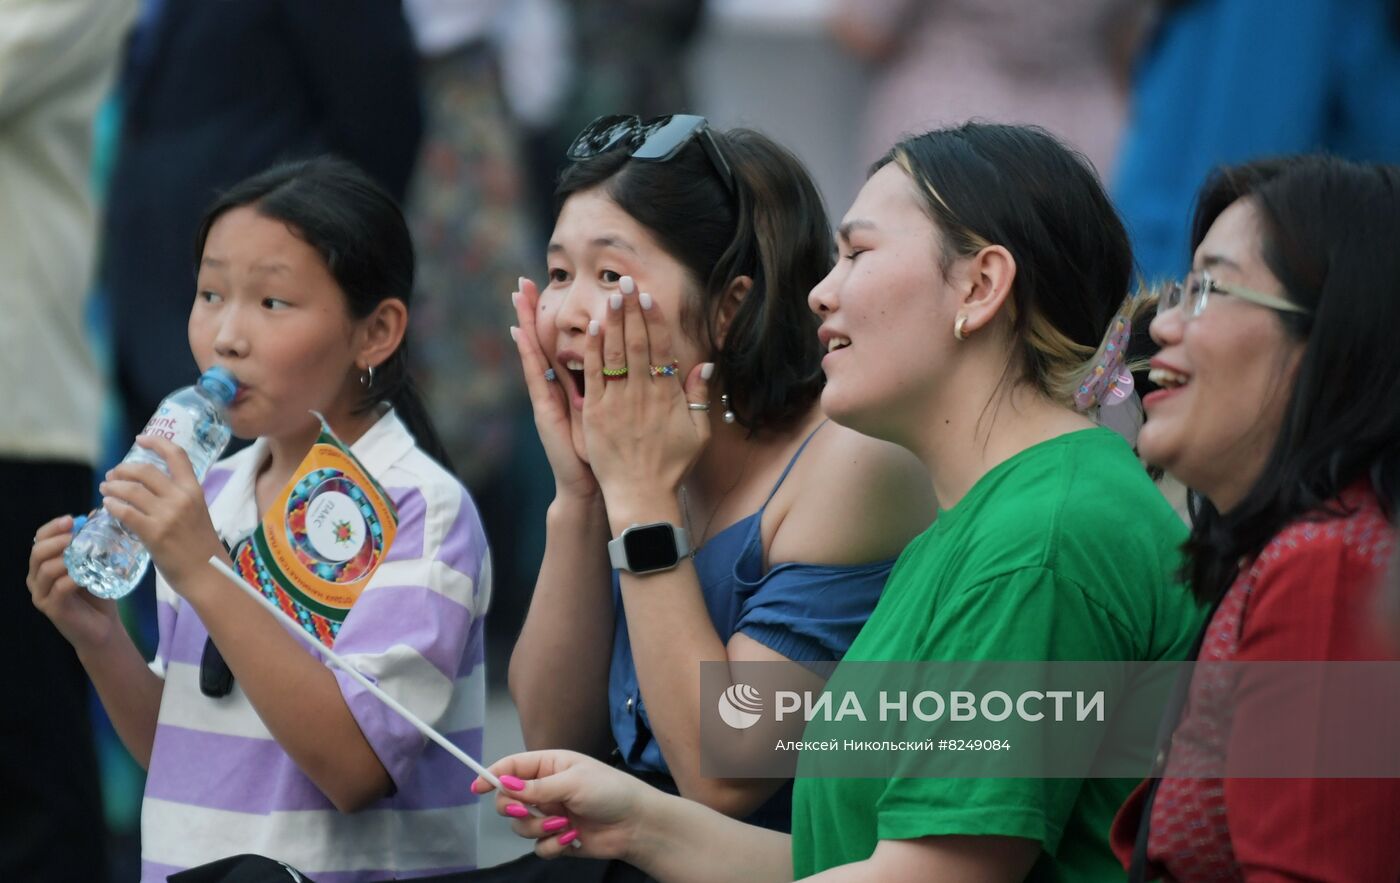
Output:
(141, 404), (196, 452)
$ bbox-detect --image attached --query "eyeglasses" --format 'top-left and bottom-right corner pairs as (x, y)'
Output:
(1161, 269), (1311, 319)
(566, 114), (737, 197)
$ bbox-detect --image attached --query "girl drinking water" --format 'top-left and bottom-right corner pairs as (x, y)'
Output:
(27, 157), (489, 881)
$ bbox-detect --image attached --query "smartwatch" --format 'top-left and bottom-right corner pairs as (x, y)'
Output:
(608, 522), (692, 574)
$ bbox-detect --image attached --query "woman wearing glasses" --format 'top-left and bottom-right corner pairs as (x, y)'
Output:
(477, 123), (1204, 881)
(506, 113), (933, 842)
(1110, 157), (1400, 880)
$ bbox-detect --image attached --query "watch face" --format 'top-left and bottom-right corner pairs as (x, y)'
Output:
(623, 523), (681, 572)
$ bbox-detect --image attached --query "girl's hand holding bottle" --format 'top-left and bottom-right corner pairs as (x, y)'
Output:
(28, 515), (121, 654)
(98, 435), (229, 592)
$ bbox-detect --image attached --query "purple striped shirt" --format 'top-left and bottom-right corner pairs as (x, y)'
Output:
(142, 411), (489, 880)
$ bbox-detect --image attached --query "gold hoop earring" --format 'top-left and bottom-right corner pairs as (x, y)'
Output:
(954, 316), (969, 341)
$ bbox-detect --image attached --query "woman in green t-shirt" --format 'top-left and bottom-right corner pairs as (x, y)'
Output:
(474, 123), (1202, 882)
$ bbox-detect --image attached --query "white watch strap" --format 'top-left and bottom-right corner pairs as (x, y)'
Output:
(607, 535), (628, 570)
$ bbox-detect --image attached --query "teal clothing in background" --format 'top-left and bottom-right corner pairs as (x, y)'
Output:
(1113, 0), (1400, 282)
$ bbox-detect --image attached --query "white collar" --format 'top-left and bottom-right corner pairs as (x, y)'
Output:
(209, 409), (415, 544)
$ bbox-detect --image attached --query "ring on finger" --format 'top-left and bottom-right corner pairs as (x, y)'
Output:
(602, 366), (629, 381)
(649, 361), (680, 378)
(544, 368), (557, 382)
(687, 402), (710, 411)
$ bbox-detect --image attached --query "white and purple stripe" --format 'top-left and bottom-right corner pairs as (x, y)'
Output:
(141, 412), (489, 880)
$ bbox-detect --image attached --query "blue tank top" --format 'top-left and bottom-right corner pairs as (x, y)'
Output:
(607, 422), (894, 830)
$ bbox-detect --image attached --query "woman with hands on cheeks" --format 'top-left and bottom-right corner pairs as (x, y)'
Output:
(28, 158), (489, 881)
(505, 113), (933, 855)
(485, 123), (1203, 882)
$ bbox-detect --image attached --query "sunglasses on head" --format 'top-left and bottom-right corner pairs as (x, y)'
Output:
(566, 114), (737, 197)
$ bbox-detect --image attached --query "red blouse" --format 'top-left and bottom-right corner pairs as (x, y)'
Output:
(1111, 485), (1399, 882)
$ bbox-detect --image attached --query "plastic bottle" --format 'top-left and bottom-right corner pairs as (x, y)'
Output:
(64, 367), (238, 599)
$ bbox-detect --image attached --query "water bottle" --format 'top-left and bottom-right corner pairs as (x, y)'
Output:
(65, 366), (239, 599)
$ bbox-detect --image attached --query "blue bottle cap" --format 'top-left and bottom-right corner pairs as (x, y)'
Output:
(198, 366), (239, 405)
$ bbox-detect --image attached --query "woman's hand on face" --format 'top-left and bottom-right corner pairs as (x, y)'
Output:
(27, 515), (122, 653)
(511, 277), (600, 502)
(583, 276), (713, 512)
(472, 750), (653, 862)
(99, 436), (227, 592)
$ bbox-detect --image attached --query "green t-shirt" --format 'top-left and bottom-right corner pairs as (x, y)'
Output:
(791, 428), (1203, 881)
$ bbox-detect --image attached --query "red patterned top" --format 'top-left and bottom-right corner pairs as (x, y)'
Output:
(1111, 484), (1399, 882)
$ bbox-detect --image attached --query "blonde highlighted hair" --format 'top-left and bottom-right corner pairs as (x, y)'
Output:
(881, 124), (1142, 413)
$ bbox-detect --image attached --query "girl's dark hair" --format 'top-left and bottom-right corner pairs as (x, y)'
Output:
(1180, 155), (1400, 603)
(194, 156), (456, 474)
(872, 123), (1148, 410)
(554, 127), (832, 432)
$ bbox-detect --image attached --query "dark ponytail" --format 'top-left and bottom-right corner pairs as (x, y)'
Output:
(194, 156), (457, 475)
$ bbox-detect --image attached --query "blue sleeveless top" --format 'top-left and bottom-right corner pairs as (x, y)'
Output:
(607, 423), (894, 830)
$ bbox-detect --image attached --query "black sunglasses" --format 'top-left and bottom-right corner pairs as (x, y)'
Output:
(566, 114), (737, 197)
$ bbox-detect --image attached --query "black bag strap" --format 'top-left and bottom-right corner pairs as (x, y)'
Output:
(201, 537), (239, 698)
(168, 854), (312, 882)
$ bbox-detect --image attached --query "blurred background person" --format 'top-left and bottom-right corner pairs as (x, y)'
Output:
(401, 0), (545, 674)
(0, 1), (135, 880)
(1112, 0), (1400, 283)
(101, 0), (423, 452)
(686, 0), (868, 225)
(519, 0), (707, 236)
(829, 0), (1146, 182)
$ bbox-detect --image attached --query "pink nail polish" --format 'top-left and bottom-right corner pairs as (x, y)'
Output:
(541, 816), (569, 833)
(505, 803), (529, 818)
(499, 775), (526, 791)
(558, 829), (579, 846)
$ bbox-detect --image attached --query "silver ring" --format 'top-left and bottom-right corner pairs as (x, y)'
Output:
(687, 402), (710, 411)
(544, 368), (557, 382)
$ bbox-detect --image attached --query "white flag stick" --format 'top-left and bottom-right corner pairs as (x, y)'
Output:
(207, 555), (581, 845)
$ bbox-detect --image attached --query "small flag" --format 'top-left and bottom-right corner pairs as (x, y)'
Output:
(230, 418), (397, 647)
